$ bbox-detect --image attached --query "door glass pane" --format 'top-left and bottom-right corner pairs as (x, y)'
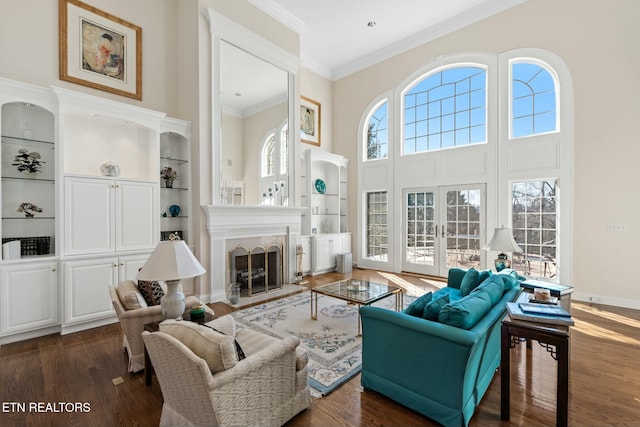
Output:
(405, 191), (435, 266)
(445, 189), (481, 269)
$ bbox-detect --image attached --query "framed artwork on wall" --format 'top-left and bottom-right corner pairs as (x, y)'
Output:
(59, 0), (142, 100)
(300, 96), (321, 146)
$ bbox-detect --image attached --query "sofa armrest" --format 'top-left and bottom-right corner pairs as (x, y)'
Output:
(208, 336), (300, 390)
(360, 307), (478, 404)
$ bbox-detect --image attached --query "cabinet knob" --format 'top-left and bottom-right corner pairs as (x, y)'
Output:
(51, 268), (56, 272)
(113, 264), (118, 267)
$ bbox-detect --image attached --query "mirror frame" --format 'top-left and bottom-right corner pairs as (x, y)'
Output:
(206, 9), (299, 206)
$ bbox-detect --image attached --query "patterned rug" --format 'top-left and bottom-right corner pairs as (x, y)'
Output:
(231, 290), (413, 396)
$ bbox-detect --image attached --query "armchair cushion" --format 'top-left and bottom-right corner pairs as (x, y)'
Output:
(160, 319), (237, 373)
(116, 280), (147, 310)
(138, 280), (164, 306)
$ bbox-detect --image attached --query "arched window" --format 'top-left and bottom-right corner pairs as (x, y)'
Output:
(511, 61), (558, 138)
(261, 133), (276, 177)
(403, 66), (486, 154)
(366, 101), (388, 160)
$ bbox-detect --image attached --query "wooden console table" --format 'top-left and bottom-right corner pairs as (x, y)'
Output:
(501, 313), (571, 427)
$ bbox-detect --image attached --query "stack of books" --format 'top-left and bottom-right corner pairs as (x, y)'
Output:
(506, 301), (574, 326)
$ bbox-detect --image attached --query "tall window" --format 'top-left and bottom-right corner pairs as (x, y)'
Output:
(511, 62), (557, 138)
(366, 101), (388, 160)
(511, 180), (557, 278)
(367, 191), (388, 261)
(404, 66), (486, 154)
(261, 133), (276, 177)
(405, 191), (435, 265)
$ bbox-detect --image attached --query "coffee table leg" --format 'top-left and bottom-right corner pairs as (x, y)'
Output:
(357, 304), (362, 336)
(501, 323), (511, 420)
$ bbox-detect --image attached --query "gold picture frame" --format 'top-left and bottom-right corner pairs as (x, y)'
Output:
(300, 96), (321, 146)
(59, 0), (142, 100)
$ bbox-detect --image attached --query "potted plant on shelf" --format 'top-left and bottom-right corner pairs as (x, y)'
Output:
(161, 166), (179, 188)
(12, 148), (45, 176)
(17, 202), (43, 218)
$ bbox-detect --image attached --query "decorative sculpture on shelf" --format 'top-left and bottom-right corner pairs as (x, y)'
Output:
(12, 148), (45, 176)
(17, 202), (43, 218)
(160, 166), (178, 188)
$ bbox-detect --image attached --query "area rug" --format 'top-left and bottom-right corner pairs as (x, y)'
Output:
(230, 291), (414, 396)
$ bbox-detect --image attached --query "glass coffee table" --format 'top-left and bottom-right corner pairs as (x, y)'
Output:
(310, 279), (403, 336)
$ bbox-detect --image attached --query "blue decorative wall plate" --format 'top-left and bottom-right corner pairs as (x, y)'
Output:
(315, 179), (326, 194)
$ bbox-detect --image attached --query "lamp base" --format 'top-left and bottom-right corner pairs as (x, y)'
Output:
(161, 280), (185, 320)
(494, 253), (511, 272)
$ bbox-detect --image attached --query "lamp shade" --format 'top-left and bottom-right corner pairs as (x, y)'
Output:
(137, 240), (206, 281)
(482, 227), (523, 253)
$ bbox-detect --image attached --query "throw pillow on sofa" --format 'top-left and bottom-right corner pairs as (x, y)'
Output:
(496, 269), (520, 290)
(138, 280), (164, 306)
(438, 290), (492, 329)
(159, 319), (238, 373)
(470, 276), (505, 305)
(403, 292), (433, 317)
(422, 294), (450, 320)
(460, 268), (492, 296)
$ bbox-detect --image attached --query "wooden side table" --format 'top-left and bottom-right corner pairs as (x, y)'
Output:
(501, 314), (571, 427)
(144, 311), (216, 386)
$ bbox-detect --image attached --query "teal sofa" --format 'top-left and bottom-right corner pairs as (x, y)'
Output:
(360, 268), (522, 427)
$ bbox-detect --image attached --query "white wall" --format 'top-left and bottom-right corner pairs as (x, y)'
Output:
(332, 0), (640, 309)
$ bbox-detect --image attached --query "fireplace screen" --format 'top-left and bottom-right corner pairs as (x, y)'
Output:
(229, 243), (284, 297)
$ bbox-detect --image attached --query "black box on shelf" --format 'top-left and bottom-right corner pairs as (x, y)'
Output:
(1, 236), (51, 256)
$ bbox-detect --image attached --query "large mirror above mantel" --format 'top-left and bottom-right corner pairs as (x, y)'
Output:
(206, 9), (299, 207)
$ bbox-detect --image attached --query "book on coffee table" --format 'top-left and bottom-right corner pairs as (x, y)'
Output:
(506, 302), (575, 326)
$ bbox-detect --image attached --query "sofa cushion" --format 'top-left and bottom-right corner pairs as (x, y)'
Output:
(438, 290), (493, 329)
(496, 269), (520, 290)
(116, 280), (148, 310)
(403, 292), (433, 317)
(159, 319), (237, 373)
(460, 268), (492, 296)
(434, 287), (463, 302)
(138, 280), (164, 306)
(470, 276), (505, 306)
(423, 294), (450, 320)
(206, 315), (236, 337)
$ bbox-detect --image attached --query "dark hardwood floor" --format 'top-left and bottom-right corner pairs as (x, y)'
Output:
(1, 268), (639, 426)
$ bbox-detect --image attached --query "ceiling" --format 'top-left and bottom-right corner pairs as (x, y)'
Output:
(249, 0), (527, 81)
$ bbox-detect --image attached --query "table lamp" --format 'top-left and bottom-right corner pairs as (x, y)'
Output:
(137, 234), (206, 319)
(483, 227), (523, 272)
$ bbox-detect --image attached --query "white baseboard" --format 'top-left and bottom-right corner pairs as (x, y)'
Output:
(572, 292), (640, 311)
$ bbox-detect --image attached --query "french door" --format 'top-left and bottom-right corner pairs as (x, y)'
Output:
(403, 184), (485, 277)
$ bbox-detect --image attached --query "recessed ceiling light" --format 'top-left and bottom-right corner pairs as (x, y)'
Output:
(367, 21), (376, 28)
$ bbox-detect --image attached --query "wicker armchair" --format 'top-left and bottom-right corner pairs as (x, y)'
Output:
(109, 280), (213, 372)
(142, 320), (310, 427)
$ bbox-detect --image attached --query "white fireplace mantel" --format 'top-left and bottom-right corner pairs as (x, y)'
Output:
(202, 205), (305, 302)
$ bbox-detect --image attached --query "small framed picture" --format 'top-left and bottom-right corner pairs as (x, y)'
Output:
(311, 227), (318, 234)
(300, 96), (321, 146)
(59, 0), (142, 100)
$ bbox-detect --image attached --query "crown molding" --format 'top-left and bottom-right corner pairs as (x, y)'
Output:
(248, 0), (306, 34)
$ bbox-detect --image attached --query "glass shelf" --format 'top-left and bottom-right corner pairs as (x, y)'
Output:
(2, 216), (55, 220)
(160, 156), (189, 164)
(1, 135), (55, 146)
(2, 176), (54, 183)
(161, 215), (188, 219)
(161, 186), (188, 191)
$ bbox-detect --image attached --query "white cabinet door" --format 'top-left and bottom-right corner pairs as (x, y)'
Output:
(65, 177), (114, 255)
(116, 181), (157, 251)
(63, 257), (117, 325)
(118, 254), (149, 282)
(312, 236), (335, 272)
(65, 177), (157, 255)
(0, 262), (58, 335)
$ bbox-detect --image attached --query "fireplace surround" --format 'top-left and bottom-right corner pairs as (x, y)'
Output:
(202, 205), (305, 303)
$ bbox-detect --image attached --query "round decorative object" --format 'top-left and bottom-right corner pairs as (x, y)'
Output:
(169, 204), (181, 217)
(314, 178), (326, 194)
(100, 161), (120, 177)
